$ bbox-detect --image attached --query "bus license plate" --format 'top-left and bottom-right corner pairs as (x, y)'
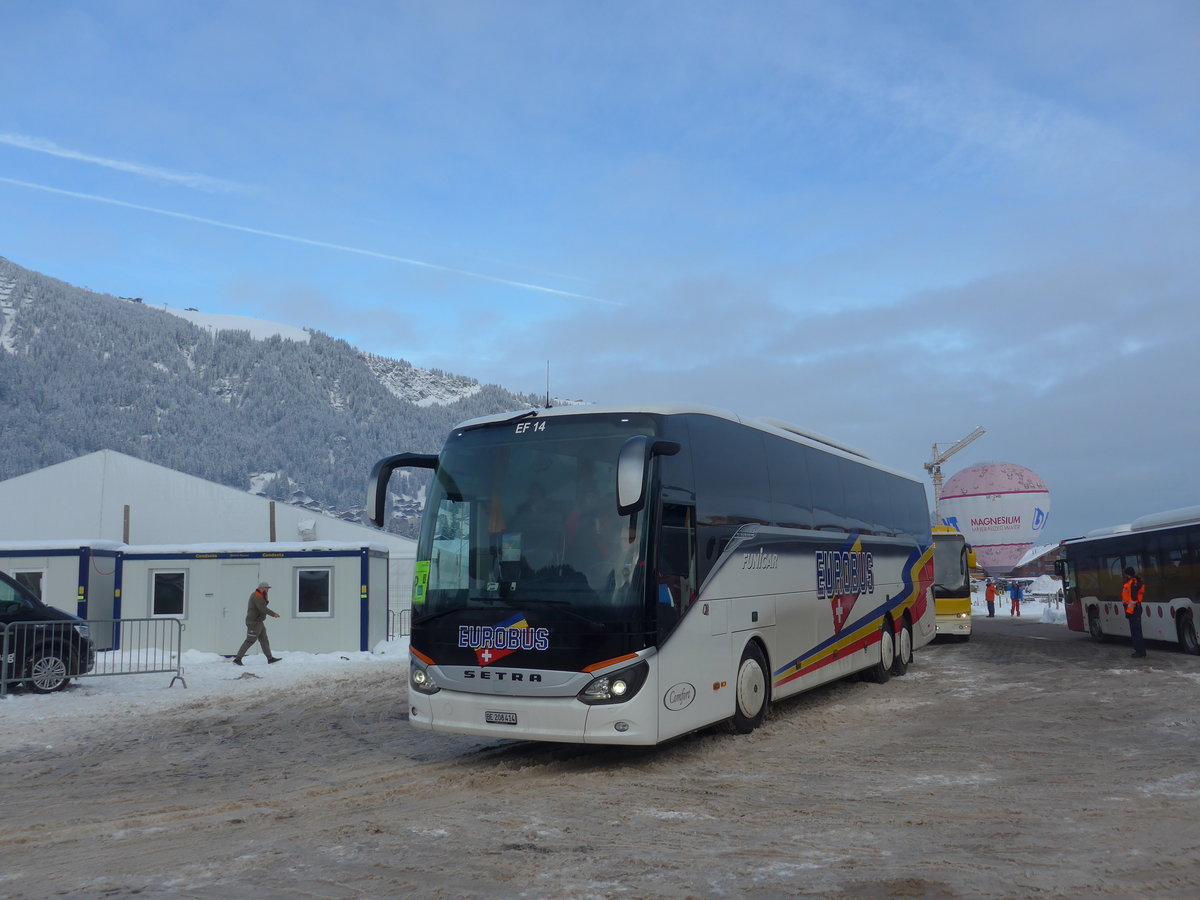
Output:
(485, 711), (518, 725)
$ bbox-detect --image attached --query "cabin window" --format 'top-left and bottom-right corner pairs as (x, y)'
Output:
(151, 570), (186, 617)
(14, 570), (45, 601)
(296, 568), (333, 616)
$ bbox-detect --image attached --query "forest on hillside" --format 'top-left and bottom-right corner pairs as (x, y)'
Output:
(0, 257), (541, 535)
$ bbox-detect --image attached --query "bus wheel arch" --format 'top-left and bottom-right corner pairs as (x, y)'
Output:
(866, 616), (894, 684)
(891, 613), (913, 676)
(1178, 611), (1199, 655)
(730, 639), (770, 734)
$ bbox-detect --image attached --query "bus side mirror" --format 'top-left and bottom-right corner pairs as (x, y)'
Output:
(368, 453), (437, 527)
(616, 436), (680, 516)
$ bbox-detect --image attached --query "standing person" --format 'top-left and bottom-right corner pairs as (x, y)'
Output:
(1123, 566), (1146, 658)
(1009, 581), (1021, 617)
(232, 581), (282, 665)
(984, 580), (997, 618)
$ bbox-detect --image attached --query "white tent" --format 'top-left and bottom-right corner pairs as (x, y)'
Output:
(0, 450), (415, 610)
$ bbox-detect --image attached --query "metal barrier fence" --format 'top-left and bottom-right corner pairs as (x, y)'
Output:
(1, 618), (186, 697)
(387, 607), (412, 640)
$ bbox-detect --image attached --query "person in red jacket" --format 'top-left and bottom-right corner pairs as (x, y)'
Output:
(1123, 567), (1146, 658)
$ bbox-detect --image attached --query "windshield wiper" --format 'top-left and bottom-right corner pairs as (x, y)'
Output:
(501, 409), (539, 423)
(515, 598), (606, 629)
(469, 596), (605, 629)
(411, 607), (470, 626)
(411, 596), (512, 624)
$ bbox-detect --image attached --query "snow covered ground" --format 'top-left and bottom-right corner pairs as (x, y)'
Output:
(0, 638), (411, 724)
(6, 592), (1200, 897)
(2, 579), (1070, 724)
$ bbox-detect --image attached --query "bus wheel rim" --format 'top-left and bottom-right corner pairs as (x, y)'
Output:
(737, 657), (765, 716)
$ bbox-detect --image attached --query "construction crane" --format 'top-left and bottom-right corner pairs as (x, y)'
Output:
(925, 426), (986, 525)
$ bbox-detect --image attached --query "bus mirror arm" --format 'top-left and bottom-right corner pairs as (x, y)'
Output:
(367, 452), (437, 527)
(616, 437), (681, 517)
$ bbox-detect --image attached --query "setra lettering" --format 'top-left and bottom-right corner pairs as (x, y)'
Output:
(463, 670), (542, 682)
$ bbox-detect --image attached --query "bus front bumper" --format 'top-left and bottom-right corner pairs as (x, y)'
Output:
(407, 688), (661, 745)
(935, 614), (972, 635)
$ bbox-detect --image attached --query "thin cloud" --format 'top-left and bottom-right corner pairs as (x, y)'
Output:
(0, 176), (622, 306)
(0, 133), (251, 194)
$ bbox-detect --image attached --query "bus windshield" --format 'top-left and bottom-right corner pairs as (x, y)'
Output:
(414, 413), (658, 652)
(932, 532), (969, 597)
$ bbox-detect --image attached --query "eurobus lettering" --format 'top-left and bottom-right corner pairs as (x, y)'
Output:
(369, 404), (936, 745)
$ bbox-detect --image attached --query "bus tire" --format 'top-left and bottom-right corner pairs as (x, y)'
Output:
(866, 617), (894, 684)
(1178, 612), (1199, 655)
(731, 642), (769, 734)
(891, 616), (913, 676)
(1087, 608), (1106, 643)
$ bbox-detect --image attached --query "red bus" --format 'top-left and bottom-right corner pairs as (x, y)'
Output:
(1057, 505), (1200, 653)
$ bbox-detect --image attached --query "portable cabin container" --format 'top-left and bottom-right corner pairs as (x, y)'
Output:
(0, 540), (122, 620)
(116, 542), (390, 654)
(0, 450), (417, 616)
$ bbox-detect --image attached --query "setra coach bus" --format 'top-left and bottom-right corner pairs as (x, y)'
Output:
(369, 404), (936, 745)
(1058, 504), (1200, 653)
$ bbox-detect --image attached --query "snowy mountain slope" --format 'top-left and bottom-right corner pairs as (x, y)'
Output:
(0, 255), (541, 534)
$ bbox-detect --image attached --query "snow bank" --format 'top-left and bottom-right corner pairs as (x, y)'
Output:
(0, 638), (411, 736)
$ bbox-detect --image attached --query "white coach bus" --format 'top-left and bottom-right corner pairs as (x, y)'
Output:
(369, 404), (935, 745)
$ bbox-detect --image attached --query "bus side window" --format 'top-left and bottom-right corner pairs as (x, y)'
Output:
(658, 503), (697, 616)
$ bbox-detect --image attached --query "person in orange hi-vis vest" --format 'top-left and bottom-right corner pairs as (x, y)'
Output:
(1123, 566), (1146, 658)
(984, 580), (997, 618)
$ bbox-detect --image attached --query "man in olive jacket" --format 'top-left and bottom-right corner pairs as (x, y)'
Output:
(232, 581), (282, 665)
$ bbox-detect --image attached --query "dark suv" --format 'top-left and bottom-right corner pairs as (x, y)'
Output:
(0, 569), (96, 693)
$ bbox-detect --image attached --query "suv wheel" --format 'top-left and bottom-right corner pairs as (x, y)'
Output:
(27, 646), (74, 693)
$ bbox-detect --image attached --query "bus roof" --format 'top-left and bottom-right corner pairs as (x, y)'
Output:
(449, 403), (924, 484)
(1064, 503), (1200, 546)
(931, 525), (965, 537)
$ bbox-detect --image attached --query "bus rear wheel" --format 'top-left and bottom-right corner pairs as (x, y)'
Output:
(866, 618), (894, 684)
(731, 642), (769, 734)
(891, 617), (913, 676)
(1179, 613), (1199, 655)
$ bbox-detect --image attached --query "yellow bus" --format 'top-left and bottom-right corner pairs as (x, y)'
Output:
(932, 525), (975, 640)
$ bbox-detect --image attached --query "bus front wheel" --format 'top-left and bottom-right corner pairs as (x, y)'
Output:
(1088, 608), (1106, 643)
(731, 642), (769, 734)
(866, 618), (894, 684)
(1178, 613), (1199, 655)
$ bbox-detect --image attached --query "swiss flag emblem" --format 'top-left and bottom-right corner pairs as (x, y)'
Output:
(831, 594), (856, 633)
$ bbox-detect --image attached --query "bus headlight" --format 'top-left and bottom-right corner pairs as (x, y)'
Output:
(409, 659), (441, 695)
(578, 661), (649, 705)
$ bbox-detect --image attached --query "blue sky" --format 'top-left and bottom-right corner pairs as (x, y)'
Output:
(2, 0), (1198, 543)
